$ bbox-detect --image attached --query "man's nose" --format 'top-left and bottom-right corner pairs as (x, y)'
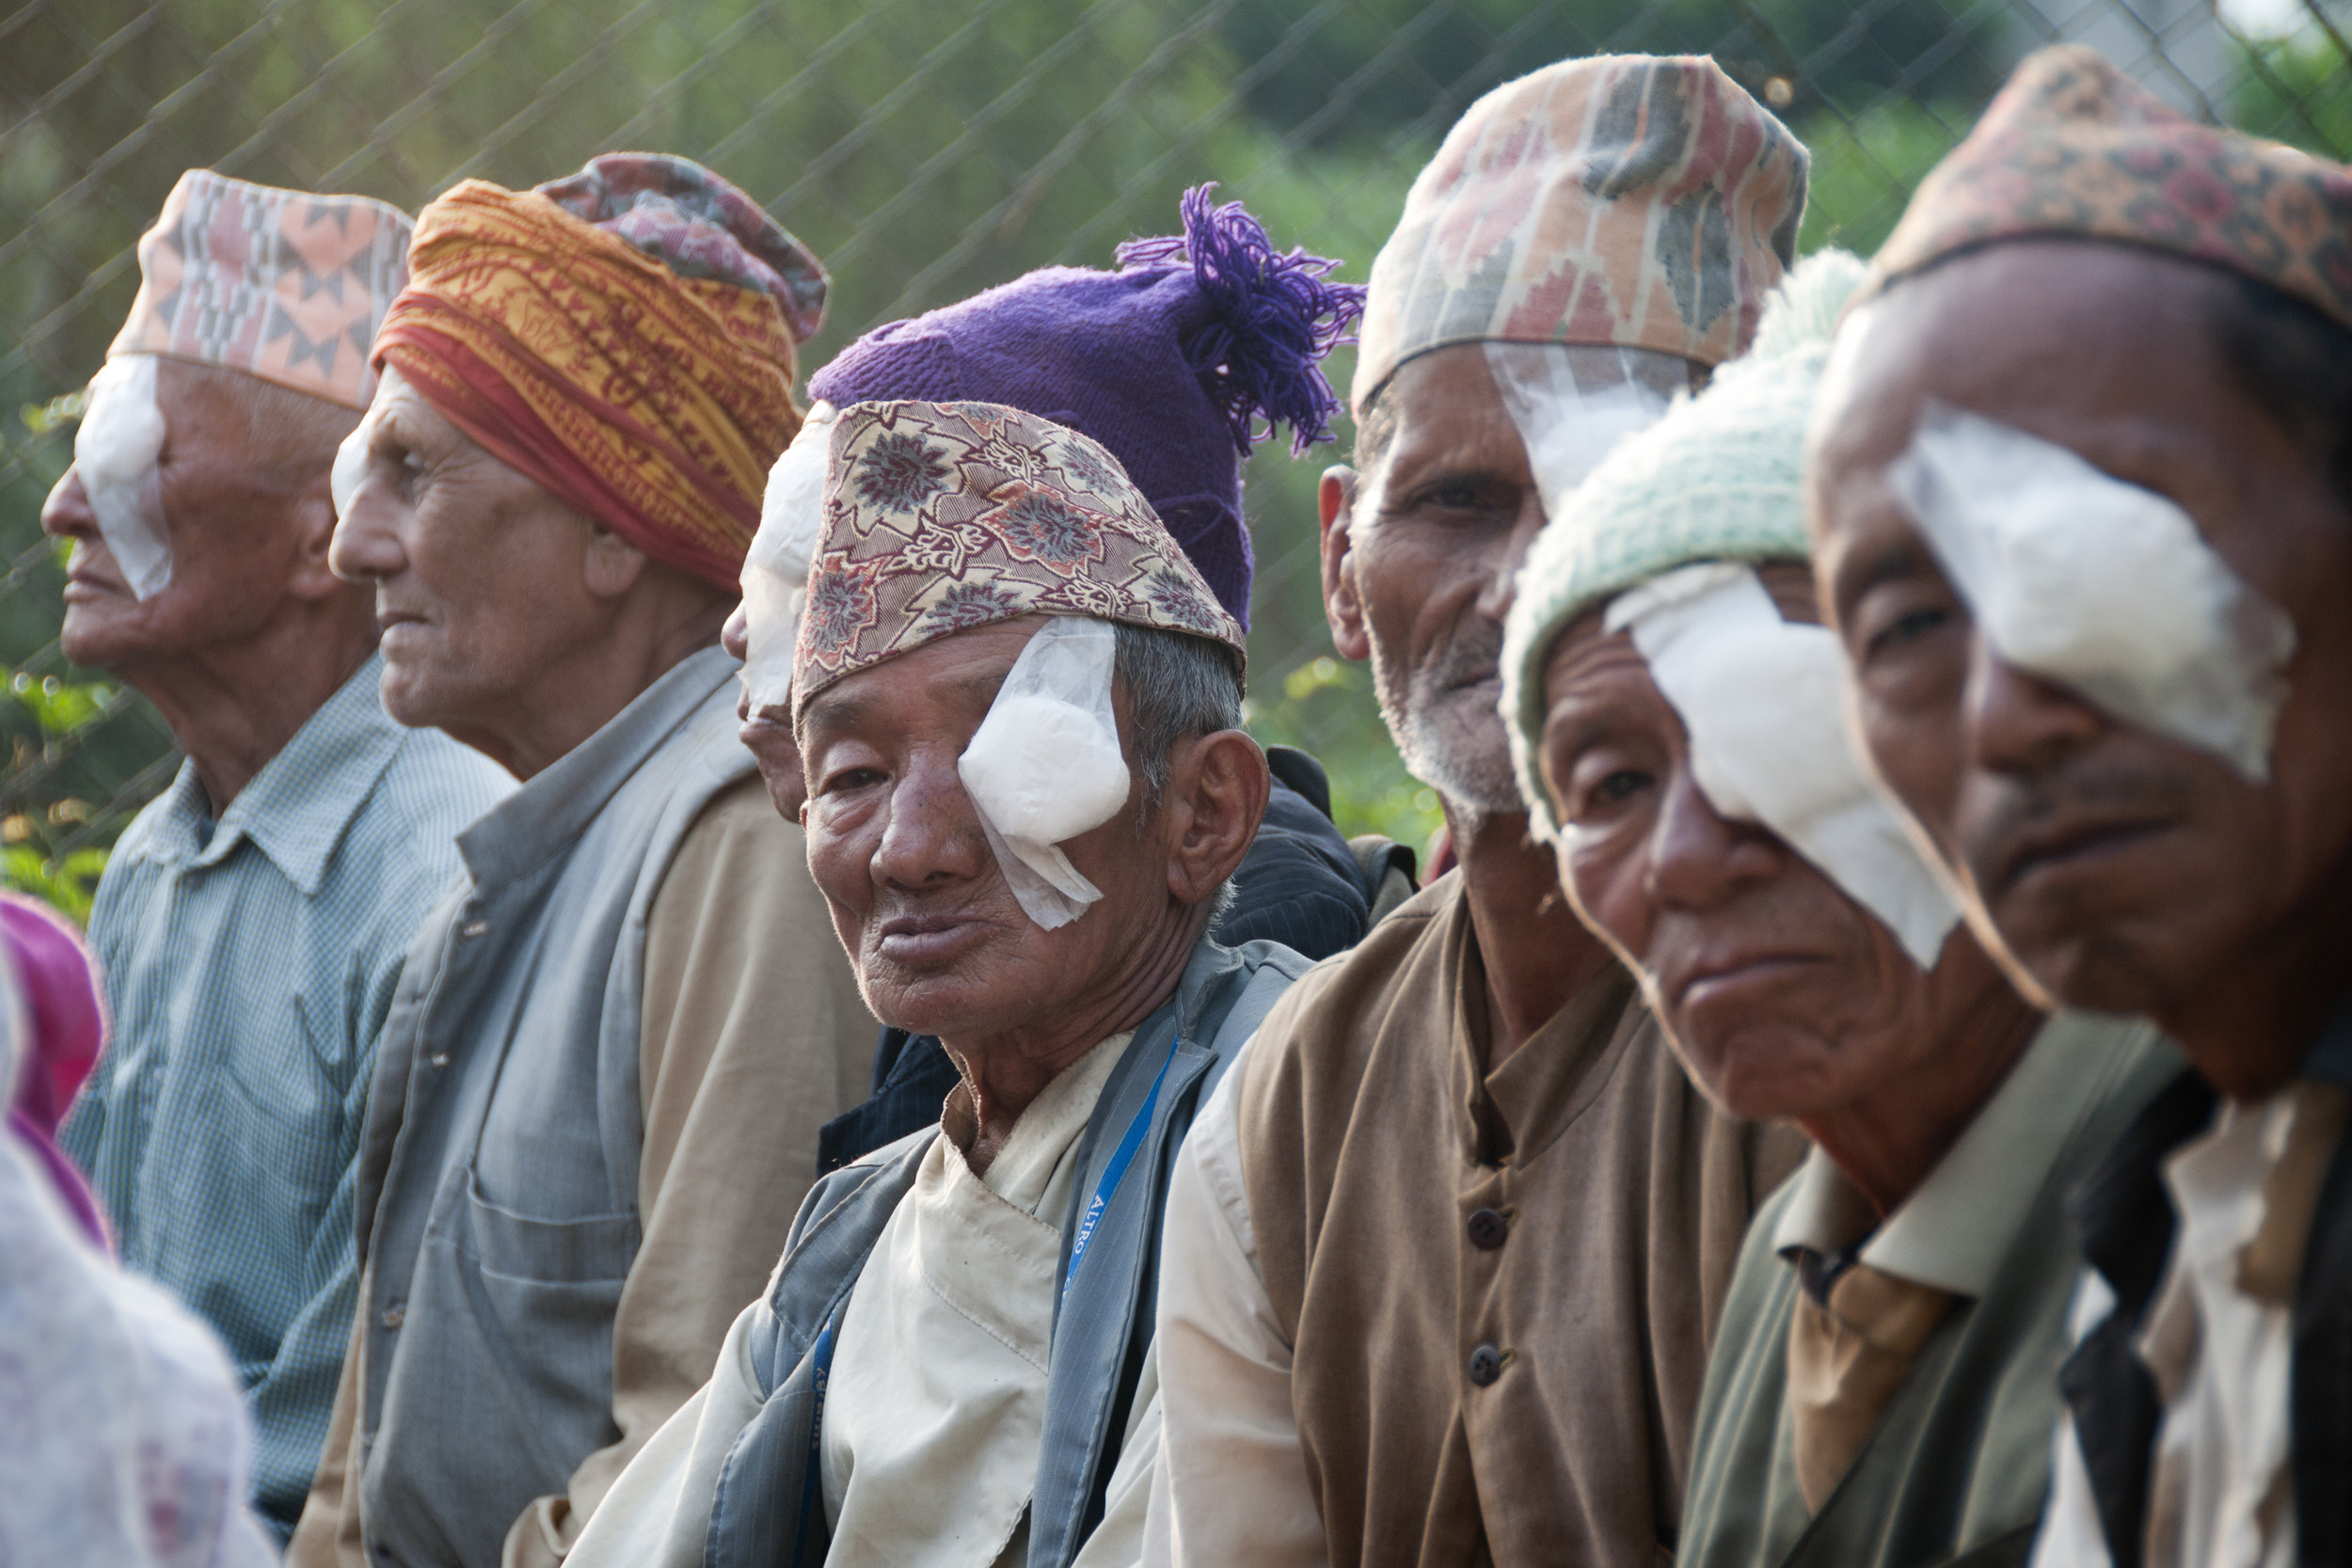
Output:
(871, 751), (991, 890)
(40, 467), (97, 541)
(721, 601), (750, 662)
(1475, 490), (1549, 626)
(327, 477), (406, 583)
(1645, 766), (1784, 911)
(1963, 640), (2105, 778)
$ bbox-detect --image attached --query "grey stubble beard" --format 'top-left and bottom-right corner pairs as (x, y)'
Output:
(1366, 614), (1525, 821)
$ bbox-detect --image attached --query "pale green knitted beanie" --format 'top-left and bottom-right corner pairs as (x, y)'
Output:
(1501, 247), (1869, 840)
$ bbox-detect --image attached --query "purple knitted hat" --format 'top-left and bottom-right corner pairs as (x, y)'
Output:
(807, 186), (1365, 629)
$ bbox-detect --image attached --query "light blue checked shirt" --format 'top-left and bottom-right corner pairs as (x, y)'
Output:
(62, 652), (512, 1543)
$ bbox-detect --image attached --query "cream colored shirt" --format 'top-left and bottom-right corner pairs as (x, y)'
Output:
(568, 1033), (1162, 1568)
(1771, 1014), (2133, 1295)
(2031, 1084), (2343, 1568)
(1142, 1037), (1326, 1568)
(823, 1029), (1135, 1568)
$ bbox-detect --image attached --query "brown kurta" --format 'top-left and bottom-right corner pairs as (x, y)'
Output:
(1236, 872), (1804, 1568)
(290, 775), (878, 1567)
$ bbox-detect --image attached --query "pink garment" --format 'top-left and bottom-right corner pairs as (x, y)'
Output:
(3, 894), (109, 1246)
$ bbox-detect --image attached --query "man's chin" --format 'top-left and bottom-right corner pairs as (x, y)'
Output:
(1393, 700), (1519, 815)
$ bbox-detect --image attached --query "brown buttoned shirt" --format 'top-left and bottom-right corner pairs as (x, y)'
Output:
(1150, 872), (1804, 1568)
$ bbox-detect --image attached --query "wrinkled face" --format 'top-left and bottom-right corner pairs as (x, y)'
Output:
(799, 616), (1184, 1042)
(1337, 346), (1547, 813)
(1811, 243), (2352, 1043)
(42, 360), (347, 669)
(329, 366), (615, 734)
(1537, 563), (2011, 1120)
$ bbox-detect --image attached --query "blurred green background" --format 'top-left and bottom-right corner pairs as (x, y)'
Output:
(3, 0), (2346, 917)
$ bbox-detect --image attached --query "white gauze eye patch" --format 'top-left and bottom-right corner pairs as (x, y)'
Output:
(75, 355), (172, 599)
(1887, 403), (2296, 780)
(957, 616), (1132, 930)
(1606, 562), (1961, 968)
(739, 400), (838, 712)
(1483, 342), (1683, 521)
(330, 396), (380, 524)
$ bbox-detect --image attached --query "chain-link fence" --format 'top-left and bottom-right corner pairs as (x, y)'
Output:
(3, 0), (2346, 914)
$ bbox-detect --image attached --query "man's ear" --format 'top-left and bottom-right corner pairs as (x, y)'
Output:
(1160, 729), (1271, 908)
(582, 524), (652, 600)
(286, 489), (349, 600)
(1319, 465), (1371, 662)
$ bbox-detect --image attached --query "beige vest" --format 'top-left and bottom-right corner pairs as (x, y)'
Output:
(1236, 874), (1804, 1568)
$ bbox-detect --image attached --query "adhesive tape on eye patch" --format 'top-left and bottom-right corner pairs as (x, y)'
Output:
(739, 401), (838, 713)
(75, 356), (172, 600)
(957, 616), (1131, 930)
(1887, 403), (2296, 780)
(1483, 342), (1682, 522)
(1606, 562), (1962, 969)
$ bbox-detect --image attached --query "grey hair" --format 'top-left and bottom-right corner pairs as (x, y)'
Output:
(1113, 621), (1245, 802)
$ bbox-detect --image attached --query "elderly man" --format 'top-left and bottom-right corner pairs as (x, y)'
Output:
(1804, 48), (2352, 1568)
(1500, 250), (2177, 1568)
(725, 185), (1382, 1169)
(46, 170), (512, 1542)
(566, 399), (1302, 1568)
(1147, 55), (1811, 1568)
(285, 155), (875, 1568)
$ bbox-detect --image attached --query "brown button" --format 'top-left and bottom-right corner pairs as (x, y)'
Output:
(381, 1301), (405, 1330)
(1467, 1343), (1503, 1386)
(1466, 1207), (1507, 1250)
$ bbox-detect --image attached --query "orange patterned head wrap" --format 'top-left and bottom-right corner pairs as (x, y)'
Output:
(375, 153), (829, 590)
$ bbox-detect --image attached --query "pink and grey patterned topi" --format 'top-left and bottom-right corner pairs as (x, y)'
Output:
(792, 400), (1244, 710)
(1351, 54), (1809, 412)
(107, 168), (414, 410)
(1868, 45), (2352, 330)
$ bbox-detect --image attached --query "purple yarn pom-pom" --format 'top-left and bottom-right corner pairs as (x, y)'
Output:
(1116, 184), (1367, 459)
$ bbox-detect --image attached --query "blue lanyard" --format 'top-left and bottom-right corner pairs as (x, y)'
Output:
(1061, 1033), (1181, 1308)
(794, 1305), (842, 1563)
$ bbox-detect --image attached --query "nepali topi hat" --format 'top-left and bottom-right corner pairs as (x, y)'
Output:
(109, 169), (414, 410)
(791, 400), (1244, 713)
(1867, 44), (2352, 331)
(1352, 53), (1809, 414)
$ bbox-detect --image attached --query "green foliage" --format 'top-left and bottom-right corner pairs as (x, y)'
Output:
(2234, 31), (2352, 159)
(2, 845), (109, 925)
(1793, 101), (1971, 258)
(12, 670), (111, 737)
(1246, 653), (1445, 854)
(0, 669), (127, 924)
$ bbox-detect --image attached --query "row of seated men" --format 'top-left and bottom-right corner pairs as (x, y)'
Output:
(8, 39), (2348, 1568)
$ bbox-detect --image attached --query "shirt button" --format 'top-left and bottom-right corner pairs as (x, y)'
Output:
(428, 1053), (450, 1069)
(381, 1301), (405, 1330)
(461, 920), (489, 938)
(1466, 1207), (1508, 1250)
(1467, 1342), (1503, 1386)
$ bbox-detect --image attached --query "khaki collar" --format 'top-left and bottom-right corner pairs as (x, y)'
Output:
(1776, 1012), (2163, 1299)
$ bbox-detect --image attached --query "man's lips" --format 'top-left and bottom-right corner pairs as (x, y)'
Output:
(1990, 809), (2177, 895)
(63, 557), (126, 597)
(1669, 948), (1834, 1009)
(872, 909), (989, 965)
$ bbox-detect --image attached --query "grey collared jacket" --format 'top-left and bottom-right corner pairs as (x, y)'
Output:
(704, 933), (1308, 1568)
(350, 648), (751, 1568)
